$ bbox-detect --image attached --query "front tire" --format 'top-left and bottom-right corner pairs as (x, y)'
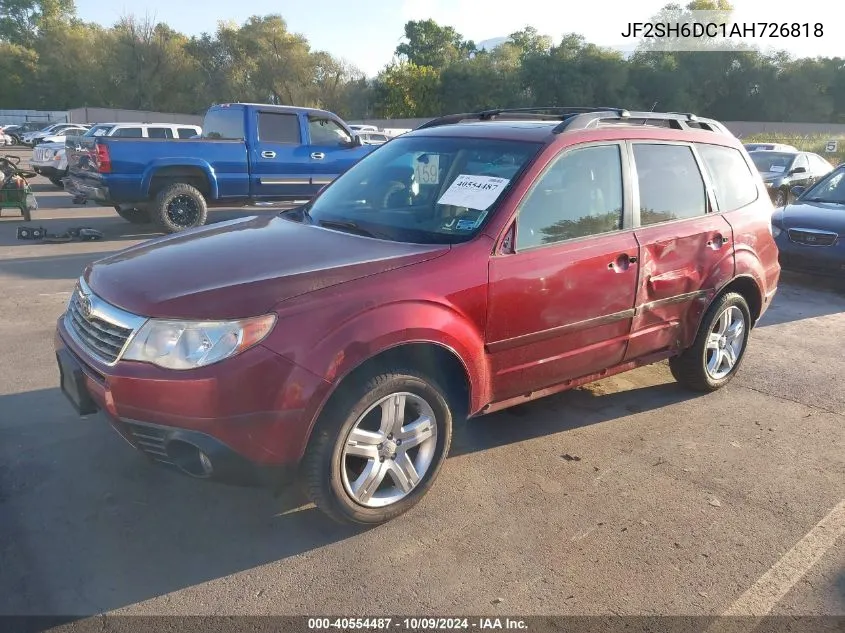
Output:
(302, 370), (453, 525)
(774, 188), (787, 207)
(151, 182), (208, 233)
(669, 292), (752, 392)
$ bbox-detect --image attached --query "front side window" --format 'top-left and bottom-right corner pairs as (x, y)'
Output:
(634, 143), (707, 226)
(284, 136), (542, 244)
(516, 144), (624, 250)
(309, 118), (352, 146)
(110, 127), (143, 138)
(799, 167), (845, 204)
(147, 127), (173, 139)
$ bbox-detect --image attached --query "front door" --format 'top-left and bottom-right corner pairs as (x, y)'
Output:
(486, 142), (639, 403)
(304, 116), (368, 192)
(250, 110), (312, 200)
(623, 141), (735, 361)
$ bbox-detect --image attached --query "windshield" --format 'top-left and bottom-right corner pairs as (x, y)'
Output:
(285, 135), (542, 244)
(749, 152), (795, 173)
(799, 167), (845, 204)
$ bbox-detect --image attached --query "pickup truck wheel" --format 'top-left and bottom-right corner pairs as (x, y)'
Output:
(669, 292), (751, 392)
(153, 183), (208, 233)
(114, 205), (151, 224)
(302, 370), (453, 525)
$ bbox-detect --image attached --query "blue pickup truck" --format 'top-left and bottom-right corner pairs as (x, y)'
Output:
(65, 103), (379, 232)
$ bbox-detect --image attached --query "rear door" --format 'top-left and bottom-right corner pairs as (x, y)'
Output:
(250, 110), (312, 200)
(486, 142), (640, 402)
(623, 141), (735, 361)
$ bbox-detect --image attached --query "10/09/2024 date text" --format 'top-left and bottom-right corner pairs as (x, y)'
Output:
(307, 617), (529, 630)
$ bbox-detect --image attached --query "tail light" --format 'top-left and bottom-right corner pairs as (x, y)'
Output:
(95, 143), (111, 173)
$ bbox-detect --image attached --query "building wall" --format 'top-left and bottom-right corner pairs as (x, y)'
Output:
(66, 108), (204, 126)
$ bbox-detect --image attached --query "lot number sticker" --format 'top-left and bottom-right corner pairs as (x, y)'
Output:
(414, 154), (440, 184)
(825, 140), (838, 153)
(437, 174), (510, 211)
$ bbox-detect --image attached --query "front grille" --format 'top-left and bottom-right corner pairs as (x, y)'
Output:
(63, 278), (147, 365)
(67, 293), (133, 362)
(123, 421), (174, 465)
(787, 228), (838, 247)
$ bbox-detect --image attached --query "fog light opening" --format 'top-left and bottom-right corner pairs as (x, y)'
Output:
(166, 440), (213, 478)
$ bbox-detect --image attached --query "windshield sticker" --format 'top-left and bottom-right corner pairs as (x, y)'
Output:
(414, 154), (440, 185)
(437, 175), (510, 211)
(455, 219), (476, 231)
(769, 165), (786, 173)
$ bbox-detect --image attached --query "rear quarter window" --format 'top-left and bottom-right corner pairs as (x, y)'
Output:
(696, 143), (758, 212)
(203, 108), (245, 140)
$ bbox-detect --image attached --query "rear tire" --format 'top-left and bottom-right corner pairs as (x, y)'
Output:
(669, 292), (752, 393)
(114, 205), (151, 224)
(302, 369), (453, 525)
(151, 182), (208, 233)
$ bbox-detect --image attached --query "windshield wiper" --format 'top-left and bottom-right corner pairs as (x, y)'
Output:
(319, 219), (383, 239)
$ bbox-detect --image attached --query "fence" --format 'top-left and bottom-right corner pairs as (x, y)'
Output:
(0, 109), (69, 126)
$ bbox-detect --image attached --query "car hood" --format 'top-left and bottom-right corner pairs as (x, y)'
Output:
(774, 200), (845, 232)
(84, 214), (449, 319)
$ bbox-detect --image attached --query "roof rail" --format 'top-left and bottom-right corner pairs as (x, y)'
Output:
(416, 107), (630, 130)
(415, 106), (732, 136)
(552, 110), (732, 135)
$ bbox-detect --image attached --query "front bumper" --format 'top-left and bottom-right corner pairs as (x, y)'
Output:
(31, 164), (63, 178)
(775, 232), (845, 277)
(55, 317), (331, 488)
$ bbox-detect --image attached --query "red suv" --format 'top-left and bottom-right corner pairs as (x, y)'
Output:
(55, 107), (780, 525)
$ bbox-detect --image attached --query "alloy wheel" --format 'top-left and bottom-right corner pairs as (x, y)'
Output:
(704, 306), (747, 380)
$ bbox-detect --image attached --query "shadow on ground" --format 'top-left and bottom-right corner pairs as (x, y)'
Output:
(0, 377), (695, 614)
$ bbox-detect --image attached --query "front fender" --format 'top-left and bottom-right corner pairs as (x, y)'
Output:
(289, 299), (491, 428)
(141, 158), (219, 199)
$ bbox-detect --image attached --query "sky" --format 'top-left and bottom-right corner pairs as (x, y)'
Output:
(74, 0), (843, 77)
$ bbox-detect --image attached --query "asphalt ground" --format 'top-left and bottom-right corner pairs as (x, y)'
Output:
(0, 146), (842, 624)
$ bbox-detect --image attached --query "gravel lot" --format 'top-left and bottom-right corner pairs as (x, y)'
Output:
(1, 147), (843, 621)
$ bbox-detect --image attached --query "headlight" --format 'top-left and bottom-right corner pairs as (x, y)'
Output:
(123, 314), (276, 370)
(771, 225), (782, 238)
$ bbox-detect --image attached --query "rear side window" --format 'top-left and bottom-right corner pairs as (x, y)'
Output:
(258, 112), (301, 144)
(111, 127), (143, 138)
(633, 143), (707, 226)
(177, 127), (199, 138)
(147, 127), (173, 139)
(696, 143), (758, 212)
(203, 108), (245, 140)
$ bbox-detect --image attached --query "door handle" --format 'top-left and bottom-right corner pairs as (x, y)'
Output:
(707, 235), (730, 248)
(261, 151), (276, 159)
(608, 253), (638, 271)
(311, 152), (325, 160)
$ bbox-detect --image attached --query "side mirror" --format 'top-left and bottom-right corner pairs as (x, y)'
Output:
(790, 186), (805, 198)
(347, 134), (363, 148)
(790, 166), (807, 175)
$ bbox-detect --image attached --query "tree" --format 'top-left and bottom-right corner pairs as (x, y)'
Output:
(0, 0), (75, 46)
(395, 19), (475, 70)
(373, 62), (442, 118)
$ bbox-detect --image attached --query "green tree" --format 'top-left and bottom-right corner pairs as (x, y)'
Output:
(0, 0), (74, 46)
(395, 19), (475, 70)
(373, 62), (442, 118)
